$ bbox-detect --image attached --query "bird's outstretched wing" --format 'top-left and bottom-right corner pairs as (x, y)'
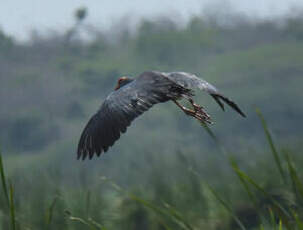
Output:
(77, 72), (191, 160)
(162, 72), (246, 117)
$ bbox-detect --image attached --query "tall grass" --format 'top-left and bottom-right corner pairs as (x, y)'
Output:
(210, 109), (303, 229)
(0, 153), (9, 206)
(129, 110), (303, 229)
(1, 110), (303, 229)
(0, 153), (16, 230)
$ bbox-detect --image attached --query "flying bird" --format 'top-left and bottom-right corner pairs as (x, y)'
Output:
(77, 71), (245, 160)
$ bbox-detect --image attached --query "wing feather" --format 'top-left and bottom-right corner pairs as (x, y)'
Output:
(78, 71), (245, 160)
(162, 72), (246, 117)
(77, 72), (190, 160)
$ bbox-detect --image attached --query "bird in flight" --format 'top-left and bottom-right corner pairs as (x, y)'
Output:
(77, 71), (245, 160)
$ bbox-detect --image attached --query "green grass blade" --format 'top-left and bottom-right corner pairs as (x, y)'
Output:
(255, 108), (286, 183)
(205, 182), (247, 230)
(229, 157), (266, 225)
(104, 178), (183, 230)
(233, 167), (291, 220)
(163, 202), (194, 230)
(189, 167), (246, 230)
(9, 183), (16, 230)
(87, 218), (107, 230)
(65, 210), (98, 230)
(69, 217), (98, 230)
(200, 122), (228, 156)
(158, 221), (173, 230)
(46, 196), (58, 227)
(130, 194), (191, 230)
(284, 152), (303, 202)
(200, 122), (218, 143)
(293, 211), (303, 230)
(268, 208), (276, 228)
(229, 157), (258, 205)
(0, 153), (9, 207)
(279, 219), (283, 230)
(86, 190), (91, 218)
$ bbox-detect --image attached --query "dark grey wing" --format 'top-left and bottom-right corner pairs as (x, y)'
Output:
(162, 72), (246, 117)
(77, 72), (191, 160)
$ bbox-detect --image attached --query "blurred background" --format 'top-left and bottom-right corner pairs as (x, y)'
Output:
(1, 0), (303, 229)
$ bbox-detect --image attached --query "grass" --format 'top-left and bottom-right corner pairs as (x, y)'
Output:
(1, 110), (303, 229)
(0, 153), (9, 206)
(0, 153), (16, 230)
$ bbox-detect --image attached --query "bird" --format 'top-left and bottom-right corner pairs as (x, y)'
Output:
(77, 71), (245, 160)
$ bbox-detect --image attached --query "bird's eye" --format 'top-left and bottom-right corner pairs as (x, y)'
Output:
(120, 77), (128, 82)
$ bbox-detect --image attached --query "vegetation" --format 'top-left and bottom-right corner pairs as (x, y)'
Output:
(1, 7), (303, 229)
(1, 110), (303, 229)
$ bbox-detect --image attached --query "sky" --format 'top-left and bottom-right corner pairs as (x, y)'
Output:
(0, 0), (303, 41)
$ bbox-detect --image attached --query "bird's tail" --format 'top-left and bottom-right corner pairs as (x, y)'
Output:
(211, 93), (246, 117)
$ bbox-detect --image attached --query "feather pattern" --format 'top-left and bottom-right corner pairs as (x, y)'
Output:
(77, 71), (192, 160)
(77, 71), (245, 160)
(162, 72), (246, 117)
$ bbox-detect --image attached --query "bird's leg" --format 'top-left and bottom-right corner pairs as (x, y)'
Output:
(173, 99), (212, 124)
(173, 100), (195, 115)
(188, 98), (212, 123)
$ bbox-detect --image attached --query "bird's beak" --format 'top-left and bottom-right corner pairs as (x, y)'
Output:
(114, 84), (120, 90)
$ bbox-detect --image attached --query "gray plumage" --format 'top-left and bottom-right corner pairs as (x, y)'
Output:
(77, 71), (245, 160)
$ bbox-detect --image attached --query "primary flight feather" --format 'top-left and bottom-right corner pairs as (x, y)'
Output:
(77, 71), (245, 160)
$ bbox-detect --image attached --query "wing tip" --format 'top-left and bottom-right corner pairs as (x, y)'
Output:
(211, 94), (225, 111)
(239, 110), (246, 118)
(212, 94), (246, 118)
(77, 146), (108, 160)
(77, 149), (86, 160)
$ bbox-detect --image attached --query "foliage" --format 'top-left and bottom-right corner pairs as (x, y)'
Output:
(1, 111), (303, 229)
(1, 9), (303, 230)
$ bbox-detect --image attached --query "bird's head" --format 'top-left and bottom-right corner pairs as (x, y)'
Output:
(115, 76), (133, 90)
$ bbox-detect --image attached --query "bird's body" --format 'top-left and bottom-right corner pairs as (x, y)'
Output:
(77, 71), (245, 160)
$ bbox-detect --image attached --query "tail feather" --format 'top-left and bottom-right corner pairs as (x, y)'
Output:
(211, 93), (246, 117)
(211, 94), (225, 111)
